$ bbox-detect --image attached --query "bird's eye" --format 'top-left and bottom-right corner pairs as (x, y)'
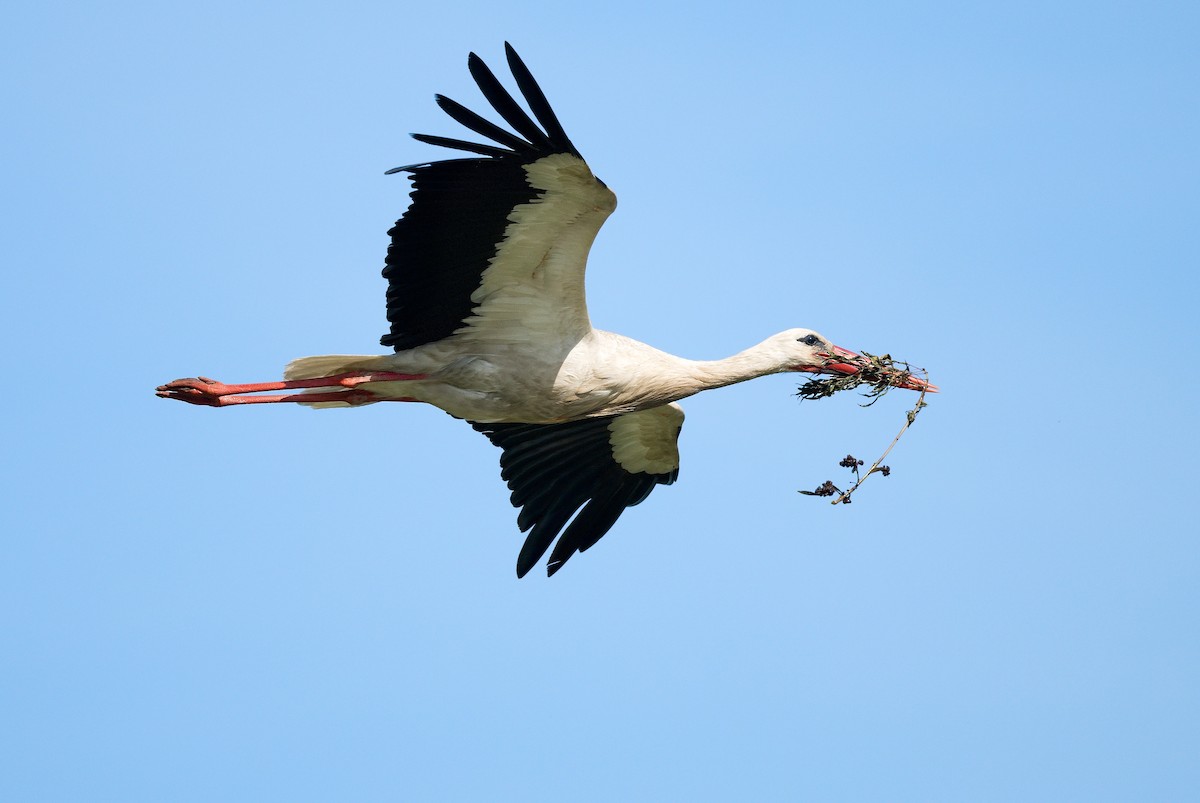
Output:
(799, 334), (820, 346)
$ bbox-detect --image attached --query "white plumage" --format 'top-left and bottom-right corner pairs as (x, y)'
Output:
(158, 43), (933, 577)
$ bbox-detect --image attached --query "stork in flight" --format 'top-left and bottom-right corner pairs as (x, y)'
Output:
(157, 44), (934, 577)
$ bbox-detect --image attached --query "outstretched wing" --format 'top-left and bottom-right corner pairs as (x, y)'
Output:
(471, 404), (685, 577)
(382, 43), (616, 352)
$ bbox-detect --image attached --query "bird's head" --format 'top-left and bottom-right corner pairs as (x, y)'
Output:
(773, 328), (937, 392)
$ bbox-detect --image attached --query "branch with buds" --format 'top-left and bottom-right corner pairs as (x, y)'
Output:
(797, 353), (931, 504)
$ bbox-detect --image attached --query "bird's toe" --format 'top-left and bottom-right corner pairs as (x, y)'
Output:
(155, 377), (229, 406)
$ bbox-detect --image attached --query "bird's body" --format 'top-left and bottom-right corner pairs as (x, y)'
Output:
(158, 44), (933, 576)
(283, 328), (833, 423)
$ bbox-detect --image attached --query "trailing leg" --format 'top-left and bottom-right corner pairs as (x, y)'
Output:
(156, 371), (426, 407)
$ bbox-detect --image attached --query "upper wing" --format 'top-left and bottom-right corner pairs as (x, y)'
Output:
(471, 404), (685, 577)
(382, 43), (616, 352)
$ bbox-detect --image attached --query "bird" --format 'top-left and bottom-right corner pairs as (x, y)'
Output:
(157, 43), (935, 577)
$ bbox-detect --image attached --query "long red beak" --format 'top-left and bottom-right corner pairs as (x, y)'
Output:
(799, 345), (939, 393)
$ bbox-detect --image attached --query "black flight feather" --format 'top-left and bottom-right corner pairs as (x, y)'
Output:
(504, 42), (579, 158)
(467, 52), (556, 150)
(406, 134), (513, 160)
(472, 417), (677, 577)
(547, 477), (650, 576)
(432, 94), (536, 155)
(380, 45), (586, 352)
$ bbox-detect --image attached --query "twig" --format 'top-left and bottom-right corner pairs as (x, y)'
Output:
(829, 370), (929, 504)
(798, 356), (932, 504)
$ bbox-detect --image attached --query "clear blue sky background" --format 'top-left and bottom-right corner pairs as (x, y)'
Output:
(3, 1), (1197, 800)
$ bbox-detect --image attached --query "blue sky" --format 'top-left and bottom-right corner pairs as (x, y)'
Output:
(3, 1), (1198, 800)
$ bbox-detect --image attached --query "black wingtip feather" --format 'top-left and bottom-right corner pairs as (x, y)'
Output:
(503, 43), (579, 158)
(433, 94), (535, 154)
(407, 132), (515, 159)
(516, 509), (571, 577)
(545, 479), (642, 574)
(467, 52), (555, 150)
(401, 46), (580, 165)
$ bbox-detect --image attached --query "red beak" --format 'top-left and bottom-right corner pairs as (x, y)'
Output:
(799, 345), (939, 393)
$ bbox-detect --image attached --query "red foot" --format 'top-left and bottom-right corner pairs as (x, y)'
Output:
(156, 376), (230, 406)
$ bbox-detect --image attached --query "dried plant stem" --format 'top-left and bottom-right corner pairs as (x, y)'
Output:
(830, 371), (929, 505)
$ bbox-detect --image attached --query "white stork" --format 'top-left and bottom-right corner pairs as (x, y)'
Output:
(158, 43), (935, 577)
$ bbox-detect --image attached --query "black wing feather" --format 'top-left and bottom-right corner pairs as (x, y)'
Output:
(471, 417), (678, 578)
(433, 94), (537, 155)
(467, 52), (557, 150)
(504, 42), (580, 158)
(405, 134), (512, 159)
(515, 470), (604, 575)
(547, 477), (653, 575)
(381, 45), (584, 351)
(513, 456), (606, 526)
(381, 158), (535, 350)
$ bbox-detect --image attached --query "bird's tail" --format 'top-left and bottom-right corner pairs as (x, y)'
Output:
(283, 354), (397, 408)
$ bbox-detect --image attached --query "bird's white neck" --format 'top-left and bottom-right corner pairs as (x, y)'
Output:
(681, 344), (791, 393)
(576, 332), (791, 412)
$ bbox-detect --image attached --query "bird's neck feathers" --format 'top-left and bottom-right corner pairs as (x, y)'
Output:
(575, 331), (792, 412)
(685, 341), (792, 392)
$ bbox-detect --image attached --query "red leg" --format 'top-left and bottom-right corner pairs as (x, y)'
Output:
(155, 372), (426, 407)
